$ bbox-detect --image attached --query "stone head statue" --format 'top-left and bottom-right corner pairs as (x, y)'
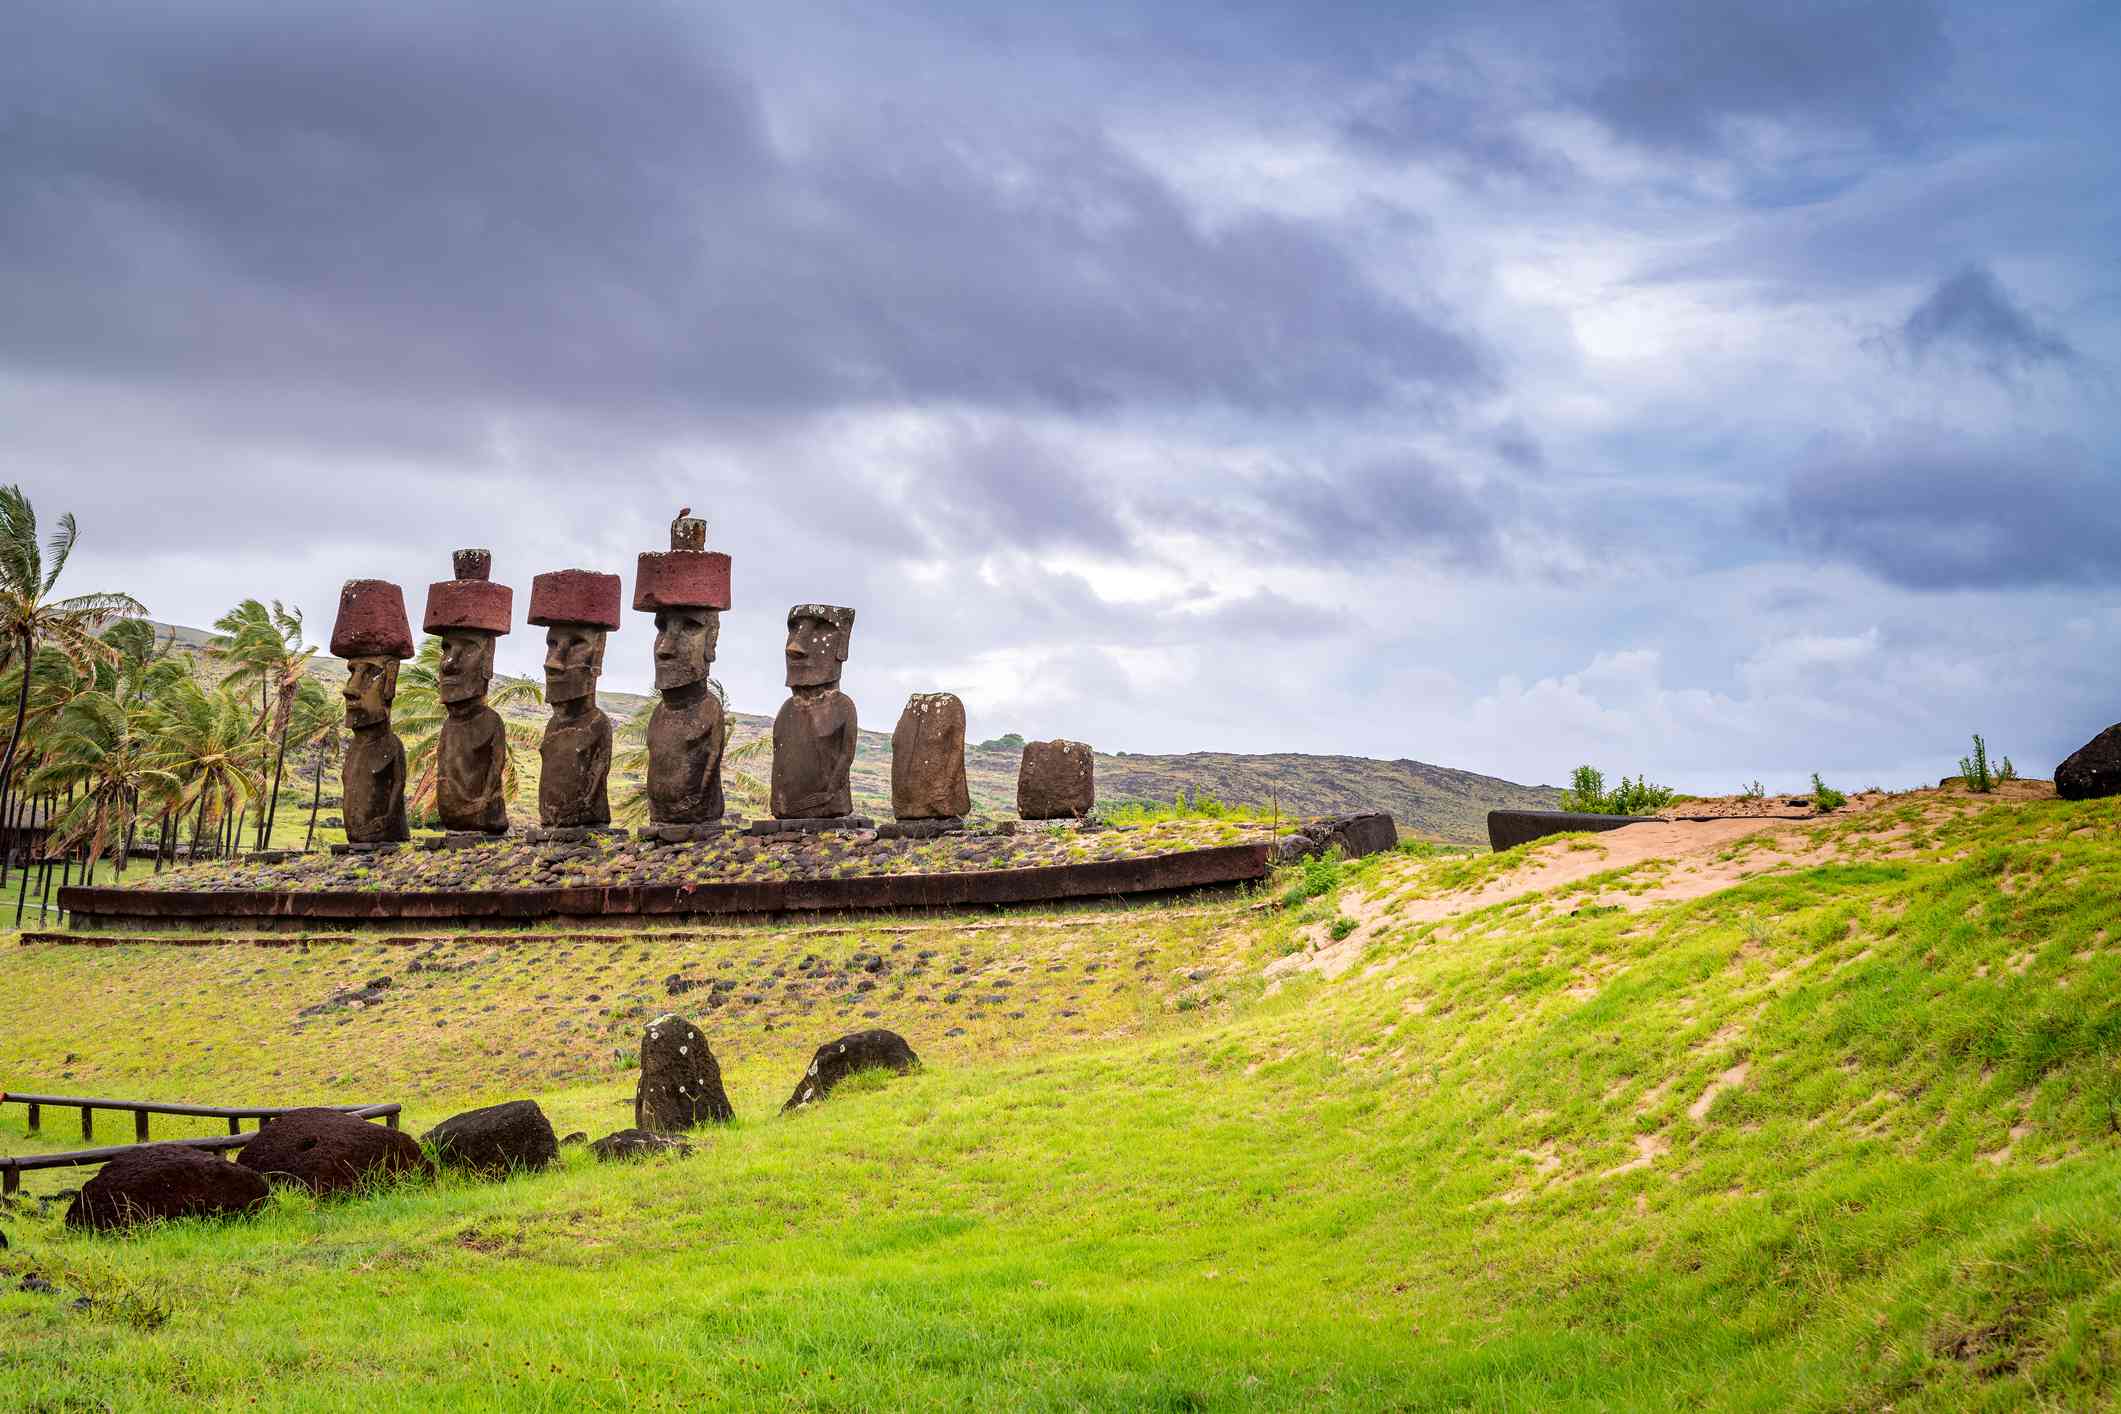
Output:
(785, 604), (855, 691)
(330, 578), (416, 845)
(635, 511), (731, 696)
(423, 549), (513, 709)
(529, 569), (621, 705)
(330, 579), (414, 730)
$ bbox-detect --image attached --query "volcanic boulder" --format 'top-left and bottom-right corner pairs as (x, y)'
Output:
(237, 1108), (432, 1196)
(589, 1129), (694, 1162)
(66, 1146), (270, 1232)
(635, 1014), (735, 1131)
(421, 1099), (559, 1176)
(1017, 739), (1094, 820)
(892, 693), (972, 821)
(782, 1029), (921, 1112)
(2056, 724), (2121, 801)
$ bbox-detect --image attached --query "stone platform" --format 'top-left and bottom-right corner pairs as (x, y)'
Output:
(57, 842), (1273, 933)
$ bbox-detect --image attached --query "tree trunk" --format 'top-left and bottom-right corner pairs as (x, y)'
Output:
(305, 738), (327, 851)
(0, 632), (32, 879)
(261, 721), (290, 849)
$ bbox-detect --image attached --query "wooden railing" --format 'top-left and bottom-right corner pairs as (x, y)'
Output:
(0, 1092), (401, 1195)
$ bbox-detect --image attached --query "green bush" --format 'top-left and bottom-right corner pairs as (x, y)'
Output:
(1811, 773), (1847, 812)
(1328, 916), (1358, 941)
(1741, 781), (1764, 801)
(1280, 851), (1343, 909)
(1558, 764), (1675, 816)
(1960, 734), (1995, 792)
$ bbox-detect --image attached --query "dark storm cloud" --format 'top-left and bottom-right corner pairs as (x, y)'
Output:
(0, 0), (1487, 424)
(1579, 0), (1950, 151)
(1899, 267), (2077, 377)
(1777, 434), (2121, 589)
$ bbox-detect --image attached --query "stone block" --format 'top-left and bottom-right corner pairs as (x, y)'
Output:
(329, 579), (415, 659)
(1017, 739), (1094, 819)
(633, 550), (732, 612)
(892, 693), (971, 820)
(528, 569), (623, 630)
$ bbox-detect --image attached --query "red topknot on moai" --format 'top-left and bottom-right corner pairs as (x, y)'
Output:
(424, 550), (514, 836)
(331, 580), (415, 845)
(635, 510), (734, 838)
(528, 568), (622, 833)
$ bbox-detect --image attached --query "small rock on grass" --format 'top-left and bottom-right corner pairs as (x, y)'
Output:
(589, 1129), (694, 1161)
(421, 1099), (559, 1176)
(782, 1029), (921, 1112)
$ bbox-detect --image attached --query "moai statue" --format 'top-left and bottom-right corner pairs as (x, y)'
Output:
(330, 579), (415, 845)
(423, 549), (514, 835)
(634, 510), (733, 836)
(770, 605), (859, 822)
(891, 693), (970, 830)
(528, 568), (622, 831)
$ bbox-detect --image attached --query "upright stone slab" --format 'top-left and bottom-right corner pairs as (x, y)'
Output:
(636, 510), (733, 827)
(423, 550), (514, 835)
(892, 693), (971, 821)
(1018, 739), (1094, 820)
(771, 604), (858, 820)
(331, 579), (415, 844)
(529, 568), (621, 829)
(634, 1012), (735, 1131)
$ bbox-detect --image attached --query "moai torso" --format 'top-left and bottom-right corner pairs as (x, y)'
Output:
(771, 689), (857, 819)
(538, 706), (613, 827)
(342, 727), (409, 843)
(437, 705), (509, 833)
(647, 692), (727, 824)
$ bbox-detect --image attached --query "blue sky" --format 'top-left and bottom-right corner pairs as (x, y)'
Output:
(3, 0), (2115, 790)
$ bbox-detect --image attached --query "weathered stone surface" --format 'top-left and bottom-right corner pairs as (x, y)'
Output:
(1270, 812), (1400, 864)
(436, 699), (509, 834)
(1486, 809), (1650, 853)
(2056, 724), (2121, 801)
(421, 1099), (559, 1175)
(422, 549), (513, 635)
(635, 1013), (735, 1131)
(589, 1128), (694, 1161)
(647, 676), (726, 825)
(747, 815), (872, 835)
(66, 1146), (270, 1231)
(773, 691), (857, 819)
(893, 693), (971, 821)
(634, 553), (732, 612)
(1018, 740), (1094, 819)
(782, 1029), (920, 1112)
(527, 568), (623, 632)
(537, 697), (612, 828)
(879, 818), (965, 839)
(330, 579), (415, 660)
(237, 1108), (432, 1196)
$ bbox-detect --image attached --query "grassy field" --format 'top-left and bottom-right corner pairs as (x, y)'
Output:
(2, 786), (2119, 1408)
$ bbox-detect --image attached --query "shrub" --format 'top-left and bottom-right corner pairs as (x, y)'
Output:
(1959, 734), (1997, 793)
(1558, 765), (1675, 816)
(1280, 851), (1343, 909)
(1328, 916), (1358, 941)
(1811, 773), (1847, 812)
(1741, 781), (1765, 801)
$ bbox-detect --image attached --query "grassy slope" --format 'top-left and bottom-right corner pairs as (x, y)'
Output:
(154, 622), (1558, 842)
(3, 792), (2119, 1408)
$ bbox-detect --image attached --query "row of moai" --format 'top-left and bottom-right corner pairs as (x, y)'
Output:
(326, 511), (1095, 849)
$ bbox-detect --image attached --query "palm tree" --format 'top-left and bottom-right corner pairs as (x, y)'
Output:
(392, 635), (541, 826)
(151, 678), (261, 860)
(210, 599), (316, 849)
(0, 485), (145, 845)
(30, 689), (179, 879)
(277, 678), (341, 851)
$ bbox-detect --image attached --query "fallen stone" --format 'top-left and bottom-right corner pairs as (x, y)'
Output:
(1486, 809), (1652, 853)
(237, 1108), (432, 1196)
(66, 1146), (270, 1232)
(589, 1129), (694, 1161)
(421, 1099), (559, 1176)
(781, 1028), (921, 1112)
(636, 1013), (735, 1131)
(1270, 812), (1400, 864)
(2057, 724), (2121, 801)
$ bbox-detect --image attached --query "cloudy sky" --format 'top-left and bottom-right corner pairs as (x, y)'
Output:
(4, 0), (2115, 791)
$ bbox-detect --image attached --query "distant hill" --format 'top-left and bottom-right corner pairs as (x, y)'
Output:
(152, 621), (1557, 843)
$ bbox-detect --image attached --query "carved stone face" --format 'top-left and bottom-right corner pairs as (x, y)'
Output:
(437, 630), (496, 706)
(653, 608), (718, 692)
(543, 624), (607, 704)
(342, 656), (400, 730)
(784, 615), (849, 690)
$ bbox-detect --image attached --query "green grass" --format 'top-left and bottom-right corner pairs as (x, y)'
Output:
(3, 790), (2119, 1408)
